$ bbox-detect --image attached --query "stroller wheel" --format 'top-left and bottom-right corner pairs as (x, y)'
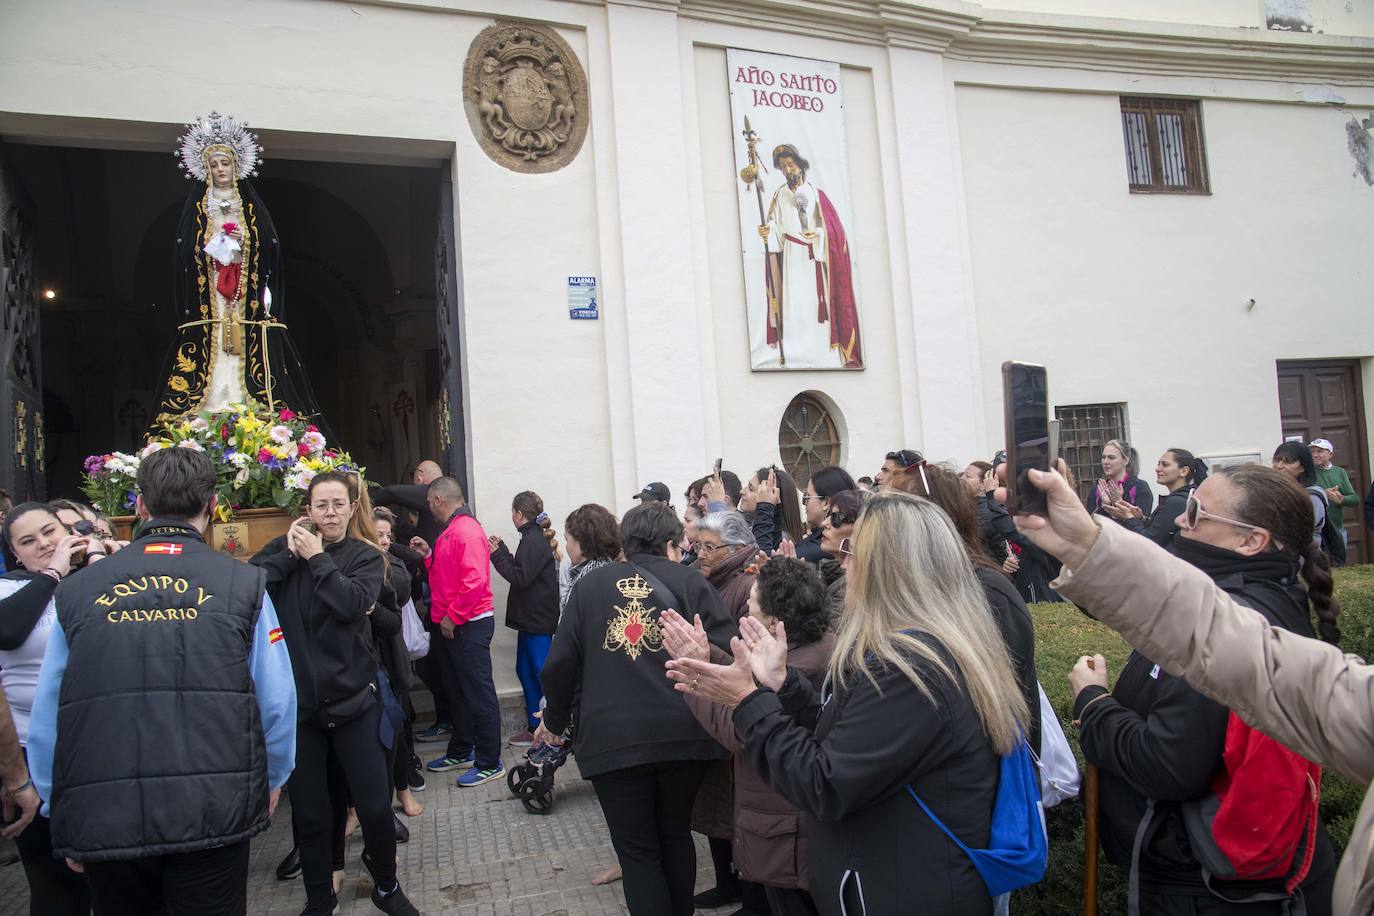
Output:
(520, 779), (554, 815)
(507, 764), (531, 796)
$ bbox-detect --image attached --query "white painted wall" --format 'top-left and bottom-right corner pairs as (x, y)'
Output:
(0, 0), (1371, 606)
(956, 84), (1374, 501)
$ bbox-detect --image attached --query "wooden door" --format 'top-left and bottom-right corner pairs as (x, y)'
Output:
(433, 168), (469, 499)
(0, 147), (45, 501)
(1277, 360), (1369, 565)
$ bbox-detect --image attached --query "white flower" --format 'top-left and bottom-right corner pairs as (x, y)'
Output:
(188, 416), (210, 432)
(285, 467), (316, 491)
(177, 439), (205, 452)
(228, 451), (250, 468)
(234, 467), (250, 486)
(268, 425), (293, 445)
(140, 441), (167, 459)
(300, 431), (326, 455)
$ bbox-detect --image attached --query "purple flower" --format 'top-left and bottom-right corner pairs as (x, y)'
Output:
(123, 490), (137, 510)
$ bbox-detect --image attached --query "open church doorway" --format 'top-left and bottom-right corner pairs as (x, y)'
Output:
(0, 137), (465, 503)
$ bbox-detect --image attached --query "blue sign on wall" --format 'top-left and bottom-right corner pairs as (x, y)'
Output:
(568, 276), (598, 320)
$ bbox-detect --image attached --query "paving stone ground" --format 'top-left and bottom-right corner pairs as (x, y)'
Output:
(0, 741), (729, 916)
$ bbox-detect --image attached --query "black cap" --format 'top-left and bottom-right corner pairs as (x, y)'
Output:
(633, 482), (671, 503)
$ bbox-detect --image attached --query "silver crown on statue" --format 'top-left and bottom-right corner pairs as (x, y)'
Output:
(175, 112), (262, 182)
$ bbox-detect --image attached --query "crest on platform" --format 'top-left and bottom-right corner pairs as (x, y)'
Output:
(462, 23), (589, 174)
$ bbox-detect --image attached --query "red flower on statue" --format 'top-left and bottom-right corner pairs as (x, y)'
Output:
(279, 409), (296, 421)
(222, 221), (238, 235)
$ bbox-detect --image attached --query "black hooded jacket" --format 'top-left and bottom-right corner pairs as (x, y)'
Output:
(251, 535), (385, 721)
(1124, 487), (1189, 548)
(491, 521), (559, 634)
(541, 554), (734, 777)
(1075, 540), (1335, 900)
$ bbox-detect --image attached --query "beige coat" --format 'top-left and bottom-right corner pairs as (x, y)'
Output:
(1054, 519), (1374, 916)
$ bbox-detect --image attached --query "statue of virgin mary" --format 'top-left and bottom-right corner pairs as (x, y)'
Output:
(151, 112), (323, 428)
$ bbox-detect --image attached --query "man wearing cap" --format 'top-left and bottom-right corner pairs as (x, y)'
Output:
(1310, 439), (1357, 549)
(632, 482), (672, 506)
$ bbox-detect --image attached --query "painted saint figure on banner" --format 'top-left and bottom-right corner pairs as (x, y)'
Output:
(758, 144), (862, 369)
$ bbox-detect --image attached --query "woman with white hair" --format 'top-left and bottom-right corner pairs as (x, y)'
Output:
(691, 510), (765, 911)
(667, 491), (1029, 915)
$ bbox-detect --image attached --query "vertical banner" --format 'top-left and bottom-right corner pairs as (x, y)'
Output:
(727, 49), (864, 371)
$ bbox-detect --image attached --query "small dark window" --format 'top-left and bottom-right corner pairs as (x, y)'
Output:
(778, 392), (842, 489)
(1120, 97), (1209, 194)
(1055, 402), (1128, 505)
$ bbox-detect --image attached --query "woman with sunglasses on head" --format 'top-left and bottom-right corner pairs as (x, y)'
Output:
(1101, 448), (1208, 548)
(666, 492), (1030, 915)
(816, 489), (862, 621)
(890, 465), (1041, 756)
(1070, 464), (1336, 915)
(796, 466), (856, 565)
(251, 472), (420, 916)
(1089, 439), (1154, 524)
(1272, 441), (1327, 547)
(0, 504), (94, 915)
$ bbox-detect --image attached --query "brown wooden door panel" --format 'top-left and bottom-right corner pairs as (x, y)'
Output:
(1277, 360), (1369, 566)
(1278, 375), (1307, 424)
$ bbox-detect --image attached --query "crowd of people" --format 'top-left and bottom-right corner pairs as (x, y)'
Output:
(0, 432), (1371, 916)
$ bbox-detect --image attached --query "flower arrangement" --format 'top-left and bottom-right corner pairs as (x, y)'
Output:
(82, 402), (359, 521)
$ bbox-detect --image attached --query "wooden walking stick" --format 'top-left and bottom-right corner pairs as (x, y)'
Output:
(1084, 762), (1101, 916)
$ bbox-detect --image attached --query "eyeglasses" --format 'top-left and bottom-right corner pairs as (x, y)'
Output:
(310, 500), (350, 513)
(838, 537), (853, 558)
(697, 542), (731, 555)
(827, 510), (853, 528)
(801, 493), (825, 502)
(1181, 494), (1259, 532)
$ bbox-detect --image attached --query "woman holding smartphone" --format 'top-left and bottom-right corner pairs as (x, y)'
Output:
(252, 472), (420, 916)
(0, 504), (95, 915)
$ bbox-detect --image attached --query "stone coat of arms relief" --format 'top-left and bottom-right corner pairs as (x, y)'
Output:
(463, 23), (590, 173)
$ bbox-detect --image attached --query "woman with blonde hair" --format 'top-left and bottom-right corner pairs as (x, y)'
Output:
(666, 491), (1029, 915)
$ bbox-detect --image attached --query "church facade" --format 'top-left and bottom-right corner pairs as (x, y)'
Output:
(2, 0), (1373, 564)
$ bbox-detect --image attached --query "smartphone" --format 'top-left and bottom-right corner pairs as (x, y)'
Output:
(714, 457), (723, 476)
(298, 519), (317, 534)
(1001, 361), (1051, 515)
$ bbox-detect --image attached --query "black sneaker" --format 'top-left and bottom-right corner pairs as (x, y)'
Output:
(406, 769), (426, 792)
(276, 845), (301, 881)
(393, 812), (410, 844)
(371, 883), (420, 916)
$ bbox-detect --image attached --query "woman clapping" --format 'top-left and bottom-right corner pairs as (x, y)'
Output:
(666, 491), (1029, 915)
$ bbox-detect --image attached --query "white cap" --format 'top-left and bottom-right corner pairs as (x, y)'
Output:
(1309, 438), (1334, 452)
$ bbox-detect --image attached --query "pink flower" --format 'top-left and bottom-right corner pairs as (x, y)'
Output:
(257, 448), (274, 464)
(268, 424), (293, 445)
(300, 431), (326, 455)
(279, 409), (297, 421)
(306, 424), (319, 433)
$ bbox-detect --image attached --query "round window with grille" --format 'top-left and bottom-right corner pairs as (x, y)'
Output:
(778, 393), (842, 488)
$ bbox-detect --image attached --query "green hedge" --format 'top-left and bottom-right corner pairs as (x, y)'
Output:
(1012, 564), (1374, 915)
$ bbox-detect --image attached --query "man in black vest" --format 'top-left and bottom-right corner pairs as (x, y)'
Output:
(26, 447), (298, 916)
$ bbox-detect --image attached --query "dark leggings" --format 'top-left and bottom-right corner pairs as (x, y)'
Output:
(590, 760), (708, 916)
(14, 812), (90, 916)
(292, 703), (396, 907)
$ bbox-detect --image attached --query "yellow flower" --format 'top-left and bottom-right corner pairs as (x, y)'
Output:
(236, 413), (264, 433)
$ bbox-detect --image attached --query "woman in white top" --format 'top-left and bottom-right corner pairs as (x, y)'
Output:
(1, 503), (105, 915)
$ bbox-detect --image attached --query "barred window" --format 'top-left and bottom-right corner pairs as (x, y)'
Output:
(778, 392), (842, 489)
(1120, 97), (1209, 194)
(1055, 403), (1128, 505)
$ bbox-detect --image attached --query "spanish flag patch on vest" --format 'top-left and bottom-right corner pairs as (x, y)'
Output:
(144, 543), (183, 556)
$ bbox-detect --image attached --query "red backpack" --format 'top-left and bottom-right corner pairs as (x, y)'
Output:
(1181, 712), (1322, 900)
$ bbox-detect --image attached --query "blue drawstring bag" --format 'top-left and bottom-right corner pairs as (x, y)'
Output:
(907, 737), (1048, 896)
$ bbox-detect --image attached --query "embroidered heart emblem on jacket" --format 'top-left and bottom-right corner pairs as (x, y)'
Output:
(624, 616), (644, 645)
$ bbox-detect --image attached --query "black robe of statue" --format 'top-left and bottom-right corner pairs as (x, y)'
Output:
(151, 178), (327, 436)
